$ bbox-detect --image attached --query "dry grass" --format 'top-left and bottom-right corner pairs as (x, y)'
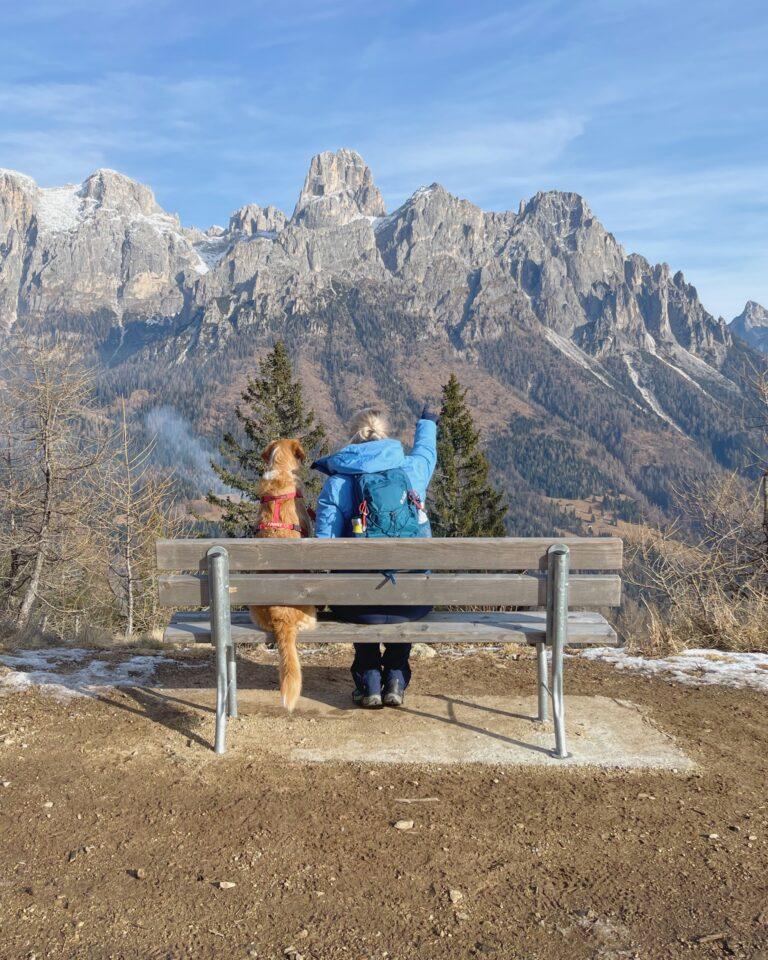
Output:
(0, 615), (168, 655)
(620, 471), (768, 656)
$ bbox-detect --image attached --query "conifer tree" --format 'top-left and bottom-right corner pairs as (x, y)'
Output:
(208, 342), (328, 535)
(429, 374), (507, 537)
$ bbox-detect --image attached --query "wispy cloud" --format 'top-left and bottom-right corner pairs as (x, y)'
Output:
(364, 115), (586, 206)
(0, 73), (243, 186)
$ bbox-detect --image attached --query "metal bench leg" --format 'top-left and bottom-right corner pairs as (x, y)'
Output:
(547, 544), (570, 759)
(208, 546), (232, 754)
(536, 642), (548, 722)
(227, 642), (238, 718)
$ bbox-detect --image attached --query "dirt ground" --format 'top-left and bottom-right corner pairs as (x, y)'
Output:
(1, 646), (767, 960)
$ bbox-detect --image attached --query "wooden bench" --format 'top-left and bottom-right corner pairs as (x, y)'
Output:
(156, 537), (623, 756)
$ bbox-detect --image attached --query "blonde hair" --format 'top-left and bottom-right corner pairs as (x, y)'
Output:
(348, 406), (389, 444)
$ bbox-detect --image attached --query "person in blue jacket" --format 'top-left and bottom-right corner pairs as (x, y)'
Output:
(312, 405), (439, 708)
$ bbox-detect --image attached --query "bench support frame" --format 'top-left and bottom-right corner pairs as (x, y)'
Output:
(547, 543), (570, 759)
(208, 546), (235, 754)
(204, 542), (572, 758)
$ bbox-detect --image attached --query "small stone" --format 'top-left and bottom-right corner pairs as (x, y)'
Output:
(296, 929), (309, 940)
(411, 643), (437, 659)
(456, 912), (470, 921)
(131, 868), (146, 880)
(215, 880), (236, 889)
(42, 801), (53, 809)
(707, 833), (719, 840)
(1, 781), (10, 788)
(449, 889), (464, 904)
(393, 820), (414, 831)
(748, 835), (758, 841)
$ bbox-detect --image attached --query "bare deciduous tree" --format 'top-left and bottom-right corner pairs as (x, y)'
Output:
(0, 339), (109, 632)
(101, 401), (184, 638)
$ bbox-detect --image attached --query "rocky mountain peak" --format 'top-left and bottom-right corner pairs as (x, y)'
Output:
(291, 149), (386, 228)
(734, 300), (768, 330)
(517, 190), (594, 228)
(79, 168), (164, 218)
(228, 202), (286, 236)
(731, 300), (768, 350)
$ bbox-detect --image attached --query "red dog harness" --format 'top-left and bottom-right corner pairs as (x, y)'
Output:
(258, 491), (314, 536)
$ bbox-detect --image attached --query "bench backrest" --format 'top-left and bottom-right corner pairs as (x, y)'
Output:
(156, 537), (623, 609)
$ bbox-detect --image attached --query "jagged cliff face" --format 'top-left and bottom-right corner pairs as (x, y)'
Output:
(0, 168), (209, 331)
(0, 150), (757, 526)
(0, 150), (732, 363)
(731, 301), (768, 352)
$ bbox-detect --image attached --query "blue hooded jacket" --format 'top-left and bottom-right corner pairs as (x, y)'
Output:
(312, 418), (438, 539)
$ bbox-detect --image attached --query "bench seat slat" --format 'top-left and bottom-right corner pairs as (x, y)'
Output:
(163, 611), (618, 647)
(156, 537), (623, 572)
(158, 573), (622, 608)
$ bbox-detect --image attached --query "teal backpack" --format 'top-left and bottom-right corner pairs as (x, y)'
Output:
(351, 468), (423, 538)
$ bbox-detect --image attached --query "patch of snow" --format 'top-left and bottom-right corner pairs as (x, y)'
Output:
(542, 327), (614, 389)
(372, 211), (397, 234)
(649, 345), (709, 395)
(579, 647), (768, 692)
(623, 353), (683, 432)
(192, 233), (232, 273)
(0, 647), (202, 702)
(37, 184), (89, 234)
(669, 343), (740, 396)
(131, 210), (182, 237)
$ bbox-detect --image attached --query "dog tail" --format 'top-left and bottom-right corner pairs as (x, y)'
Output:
(270, 607), (302, 712)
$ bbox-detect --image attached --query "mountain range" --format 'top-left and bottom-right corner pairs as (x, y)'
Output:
(0, 149), (762, 533)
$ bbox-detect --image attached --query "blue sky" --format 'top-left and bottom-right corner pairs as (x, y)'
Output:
(2, 0), (767, 319)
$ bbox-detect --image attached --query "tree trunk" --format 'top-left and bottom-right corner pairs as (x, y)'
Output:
(17, 440), (52, 630)
(124, 536), (135, 639)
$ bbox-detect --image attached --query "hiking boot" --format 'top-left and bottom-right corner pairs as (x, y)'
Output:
(361, 691), (383, 709)
(352, 687), (383, 708)
(383, 676), (405, 707)
(354, 669), (383, 709)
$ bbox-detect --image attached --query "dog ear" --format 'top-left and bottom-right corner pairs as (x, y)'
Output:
(291, 439), (306, 462)
(261, 440), (279, 464)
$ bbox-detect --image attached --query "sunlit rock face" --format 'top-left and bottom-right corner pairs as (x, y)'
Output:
(731, 300), (768, 352)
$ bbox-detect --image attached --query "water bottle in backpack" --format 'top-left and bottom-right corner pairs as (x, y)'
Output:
(351, 467), (427, 538)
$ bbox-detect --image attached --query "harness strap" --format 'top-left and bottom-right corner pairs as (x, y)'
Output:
(259, 521), (303, 532)
(257, 490), (309, 536)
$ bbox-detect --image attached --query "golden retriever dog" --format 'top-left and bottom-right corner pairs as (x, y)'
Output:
(249, 439), (316, 712)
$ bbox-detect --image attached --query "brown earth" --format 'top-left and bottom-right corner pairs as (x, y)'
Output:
(1, 646), (767, 960)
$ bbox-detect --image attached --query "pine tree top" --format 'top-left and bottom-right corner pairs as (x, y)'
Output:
(207, 341), (328, 535)
(429, 373), (507, 538)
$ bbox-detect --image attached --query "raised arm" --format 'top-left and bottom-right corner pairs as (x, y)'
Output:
(408, 405), (439, 485)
